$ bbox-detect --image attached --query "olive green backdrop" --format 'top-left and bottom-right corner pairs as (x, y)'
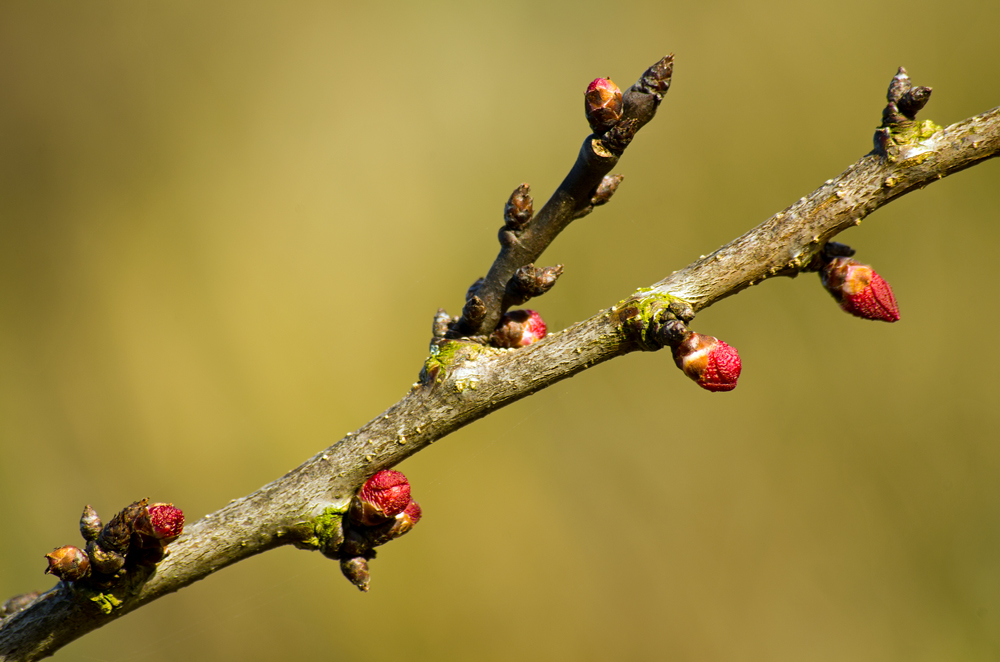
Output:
(2, 1), (999, 660)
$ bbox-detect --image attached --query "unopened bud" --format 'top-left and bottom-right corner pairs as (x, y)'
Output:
(45, 545), (90, 582)
(491, 309), (547, 348)
(79, 505), (102, 542)
(672, 333), (742, 392)
(821, 257), (900, 322)
(351, 470), (412, 527)
(504, 184), (533, 231)
(340, 556), (371, 592)
(86, 540), (125, 575)
(135, 503), (185, 545)
(584, 78), (623, 134)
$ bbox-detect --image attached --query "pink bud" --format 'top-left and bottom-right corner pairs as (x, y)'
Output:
(491, 309), (547, 348)
(584, 78), (623, 134)
(821, 257), (900, 322)
(352, 470), (412, 526)
(672, 333), (741, 392)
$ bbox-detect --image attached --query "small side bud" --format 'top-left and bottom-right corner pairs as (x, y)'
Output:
(506, 265), (563, 305)
(80, 505), (103, 542)
(462, 295), (487, 330)
(340, 556), (371, 592)
(821, 257), (900, 322)
(490, 309), (547, 348)
(584, 78), (623, 134)
(86, 540), (125, 575)
(672, 333), (742, 392)
(504, 184), (533, 231)
(591, 174), (623, 207)
(45, 545), (90, 582)
(351, 470), (412, 527)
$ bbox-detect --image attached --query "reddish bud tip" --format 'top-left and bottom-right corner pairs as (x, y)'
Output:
(821, 257), (900, 322)
(584, 78), (623, 134)
(45, 545), (90, 582)
(146, 503), (185, 542)
(491, 309), (547, 348)
(672, 333), (742, 392)
(352, 470), (412, 526)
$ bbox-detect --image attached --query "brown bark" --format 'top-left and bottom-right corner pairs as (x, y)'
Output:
(1, 58), (998, 662)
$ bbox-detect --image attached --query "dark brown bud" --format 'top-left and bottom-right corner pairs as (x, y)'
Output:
(45, 545), (90, 582)
(886, 67), (911, 104)
(635, 55), (674, 98)
(340, 556), (371, 592)
(584, 78), (623, 134)
(504, 184), (533, 231)
(86, 540), (125, 575)
(96, 500), (148, 555)
(898, 86), (931, 119)
(80, 505), (102, 542)
(654, 318), (689, 347)
(506, 264), (563, 306)
(667, 300), (695, 323)
(462, 295), (487, 330)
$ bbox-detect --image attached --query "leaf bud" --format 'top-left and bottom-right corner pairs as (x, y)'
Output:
(79, 505), (103, 542)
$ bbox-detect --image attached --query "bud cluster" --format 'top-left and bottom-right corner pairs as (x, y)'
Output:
(338, 470), (423, 592)
(44, 500), (184, 584)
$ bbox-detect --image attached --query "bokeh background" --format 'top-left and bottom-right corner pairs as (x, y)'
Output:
(2, 1), (999, 660)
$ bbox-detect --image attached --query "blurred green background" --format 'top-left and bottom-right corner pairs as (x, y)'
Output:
(2, 1), (999, 660)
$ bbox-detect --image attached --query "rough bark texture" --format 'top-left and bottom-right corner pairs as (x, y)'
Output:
(1, 58), (998, 661)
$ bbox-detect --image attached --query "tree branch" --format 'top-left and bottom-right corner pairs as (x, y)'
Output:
(1, 59), (997, 661)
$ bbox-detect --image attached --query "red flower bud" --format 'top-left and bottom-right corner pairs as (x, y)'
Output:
(821, 257), (900, 322)
(351, 470), (411, 526)
(672, 333), (741, 392)
(135, 503), (185, 544)
(490, 309), (547, 348)
(45, 545), (90, 582)
(584, 78), (623, 134)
